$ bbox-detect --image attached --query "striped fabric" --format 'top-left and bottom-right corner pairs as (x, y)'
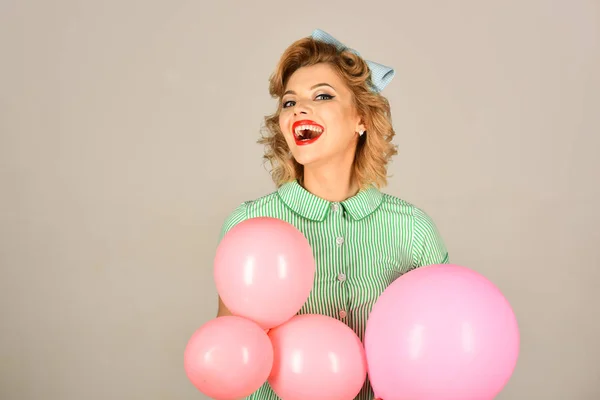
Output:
(218, 180), (449, 400)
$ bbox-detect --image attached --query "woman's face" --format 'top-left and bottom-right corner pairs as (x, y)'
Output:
(279, 63), (364, 169)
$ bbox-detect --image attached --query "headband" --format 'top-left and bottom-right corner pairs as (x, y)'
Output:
(311, 29), (395, 93)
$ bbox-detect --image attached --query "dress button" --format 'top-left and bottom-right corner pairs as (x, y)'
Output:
(339, 310), (347, 318)
(331, 203), (339, 212)
(337, 273), (346, 282)
(336, 237), (344, 246)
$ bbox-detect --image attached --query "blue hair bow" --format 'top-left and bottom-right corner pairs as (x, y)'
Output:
(311, 29), (395, 93)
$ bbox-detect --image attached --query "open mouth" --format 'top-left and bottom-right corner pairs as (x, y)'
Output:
(292, 120), (324, 145)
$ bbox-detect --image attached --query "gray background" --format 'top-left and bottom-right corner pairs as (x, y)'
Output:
(1, 0), (599, 399)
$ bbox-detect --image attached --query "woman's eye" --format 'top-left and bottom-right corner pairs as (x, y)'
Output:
(316, 94), (334, 101)
(282, 94), (334, 108)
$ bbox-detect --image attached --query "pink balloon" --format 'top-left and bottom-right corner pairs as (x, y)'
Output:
(214, 217), (316, 329)
(268, 314), (367, 400)
(364, 264), (520, 400)
(184, 316), (273, 400)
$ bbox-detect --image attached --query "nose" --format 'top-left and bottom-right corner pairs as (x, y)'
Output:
(293, 99), (312, 116)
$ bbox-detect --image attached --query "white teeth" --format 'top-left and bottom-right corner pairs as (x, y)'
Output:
(293, 125), (323, 138)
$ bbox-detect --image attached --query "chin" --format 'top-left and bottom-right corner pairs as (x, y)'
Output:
(291, 155), (314, 166)
(290, 150), (322, 166)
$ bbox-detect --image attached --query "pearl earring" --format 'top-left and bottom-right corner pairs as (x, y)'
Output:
(358, 130), (365, 136)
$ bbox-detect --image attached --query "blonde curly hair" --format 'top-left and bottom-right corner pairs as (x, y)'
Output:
(258, 35), (398, 189)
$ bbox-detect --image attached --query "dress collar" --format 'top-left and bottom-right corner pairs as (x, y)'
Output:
(276, 180), (384, 222)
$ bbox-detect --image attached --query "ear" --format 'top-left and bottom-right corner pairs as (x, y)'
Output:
(356, 120), (366, 136)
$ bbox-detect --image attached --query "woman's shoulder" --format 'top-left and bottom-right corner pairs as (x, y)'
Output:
(379, 191), (449, 265)
(379, 191), (435, 222)
(225, 189), (281, 216)
(217, 189), (281, 241)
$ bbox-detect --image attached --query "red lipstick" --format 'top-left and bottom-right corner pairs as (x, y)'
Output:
(292, 120), (324, 146)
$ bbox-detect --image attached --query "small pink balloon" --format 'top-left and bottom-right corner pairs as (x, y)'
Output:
(184, 316), (273, 400)
(364, 264), (520, 400)
(268, 314), (367, 400)
(214, 217), (316, 329)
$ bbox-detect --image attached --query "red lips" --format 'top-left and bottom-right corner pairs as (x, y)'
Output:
(292, 120), (324, 146)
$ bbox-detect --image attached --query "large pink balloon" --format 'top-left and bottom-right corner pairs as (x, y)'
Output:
(365, 264), (520, 400)
(268, 314), (367, 400)
(184, 316), (273, 400)
(214, 217), (316, 329)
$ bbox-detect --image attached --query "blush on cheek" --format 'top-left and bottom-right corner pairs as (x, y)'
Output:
(278, 118), (288, 135)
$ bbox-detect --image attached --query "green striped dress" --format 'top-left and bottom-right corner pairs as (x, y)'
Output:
(219, 180), (449, 400)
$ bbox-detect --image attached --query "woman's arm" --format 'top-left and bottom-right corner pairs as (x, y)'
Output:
(412, 207), (449, 267)
(216, 296), (234, 317)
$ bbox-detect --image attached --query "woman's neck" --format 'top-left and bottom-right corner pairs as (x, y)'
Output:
(302, 166), (359, 202)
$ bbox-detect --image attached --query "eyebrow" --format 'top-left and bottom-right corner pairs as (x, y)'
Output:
(283, 83), (335, 96)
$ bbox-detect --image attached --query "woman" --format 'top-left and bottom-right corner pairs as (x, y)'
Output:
(216, 29), (449, 400)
